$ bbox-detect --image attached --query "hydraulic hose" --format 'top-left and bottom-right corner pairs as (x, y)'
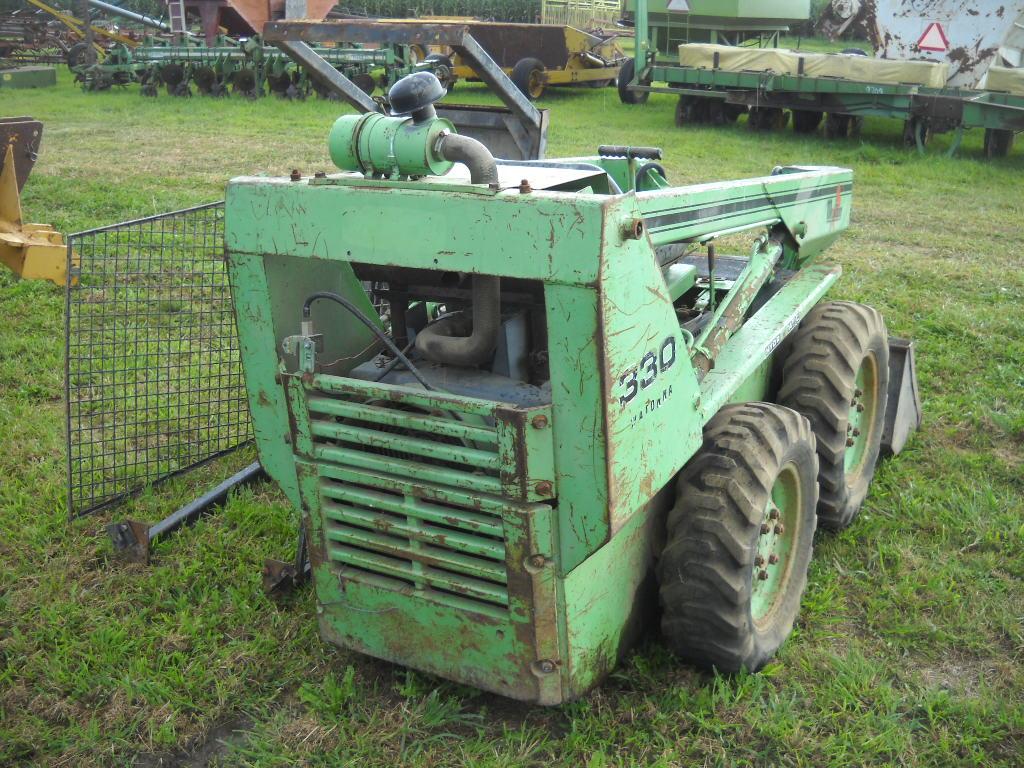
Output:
(301, 292), (434, 391)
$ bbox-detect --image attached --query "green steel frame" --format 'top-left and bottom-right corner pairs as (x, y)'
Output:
(225, 131), (853, 702)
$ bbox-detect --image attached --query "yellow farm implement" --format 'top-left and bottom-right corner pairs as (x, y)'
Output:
(0, 118), (73, 286)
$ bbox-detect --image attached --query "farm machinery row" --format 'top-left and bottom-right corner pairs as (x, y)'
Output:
(71, 35), (436, 98)
(0, 0), (143, 66)
(619, 0), (1024, 158)
(69, 24), (627, 100)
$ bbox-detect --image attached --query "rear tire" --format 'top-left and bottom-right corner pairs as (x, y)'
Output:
(617, 58), (649, 104)
(511, 57), (546, 100)
(777, 301), (889, 530)
(659, 403), (819, 672)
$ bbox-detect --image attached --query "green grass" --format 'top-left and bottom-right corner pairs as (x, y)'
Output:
(1, 71), (1022, 766)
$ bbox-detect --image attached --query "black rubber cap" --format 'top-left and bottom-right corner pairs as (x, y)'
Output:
(388, 71), (445, 118)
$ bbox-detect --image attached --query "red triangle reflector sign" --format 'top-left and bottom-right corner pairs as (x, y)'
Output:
(917, 22), (949, 52)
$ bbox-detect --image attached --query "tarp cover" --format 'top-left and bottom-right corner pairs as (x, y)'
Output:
(678, 44), (949, 88)
(984, 66), (1024, 96)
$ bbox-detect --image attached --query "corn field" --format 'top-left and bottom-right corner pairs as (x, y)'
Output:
(334, 1), (543, 22)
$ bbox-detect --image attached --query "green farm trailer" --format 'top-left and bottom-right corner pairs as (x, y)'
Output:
(620, 0), (808, 53)
(619, 0), (1024, 157)
(224, 70), (919, 702)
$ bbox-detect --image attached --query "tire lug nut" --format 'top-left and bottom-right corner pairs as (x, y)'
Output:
(846, 437), (856, 446)
(774, 524), (784, 535)
(856, 403), (865, 412)
(755, 555), (765, 566)
(758, 570), (769, 580)
(852, 428), (861, 436)
(769, 509), (779, 520)
(760, 523), (770, 535)
(855, 388), (863, 397)
(768, 553), (779, 564)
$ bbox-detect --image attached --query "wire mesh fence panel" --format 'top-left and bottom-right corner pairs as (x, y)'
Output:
(64, 202), (252, 517)
(541, 0), (621, 28)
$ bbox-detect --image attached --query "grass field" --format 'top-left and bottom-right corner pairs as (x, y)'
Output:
(1, 70), (1022, 767)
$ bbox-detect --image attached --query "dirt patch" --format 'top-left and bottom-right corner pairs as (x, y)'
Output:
(132, 715), (254, 768)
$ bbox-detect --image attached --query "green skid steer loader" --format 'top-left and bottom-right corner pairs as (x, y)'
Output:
(225, 72), (920, 704)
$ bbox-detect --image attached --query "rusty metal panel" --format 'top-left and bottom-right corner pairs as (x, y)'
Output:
(0, 117), (41, 193)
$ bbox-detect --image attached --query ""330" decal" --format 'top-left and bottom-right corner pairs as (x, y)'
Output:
(617, 336), (677, 407)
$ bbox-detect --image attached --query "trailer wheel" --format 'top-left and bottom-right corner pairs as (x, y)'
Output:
(617, 58), (649, 105)
(352, 73), (377, 95)
(659, 403), (818, 672)
(675, 96), (711, 126)
(66, 41), (96, 71)
(902, 117), (931, 149)
(723, 103), (745, 123)
(792, 109), (823, 134)
(512, 57), (546, 100)
(983, 128), (1015, 158)
(777, 301), (889, 530)
(824, 113), (851, 139)
(749, 107), (788, 131)
(425, 54), (456, 91)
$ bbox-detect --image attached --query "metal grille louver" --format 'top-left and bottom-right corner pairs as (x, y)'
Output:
(306, 384), (512, 617)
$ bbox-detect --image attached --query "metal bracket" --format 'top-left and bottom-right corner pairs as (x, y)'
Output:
(263, 525), (312, 599)
(106, 519), (151, 563)
(0, 117), (43, 193)
(107, 461), (265, 564)
(282, 333), (322, 374)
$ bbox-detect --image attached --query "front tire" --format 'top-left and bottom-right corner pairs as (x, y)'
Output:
(778, 301), (889, 530)
(659, 403), (819, 672)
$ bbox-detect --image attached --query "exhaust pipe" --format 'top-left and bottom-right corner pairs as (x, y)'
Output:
(415, 275), (501, 367)
(437, 132), (499, 187)
(415, 131), (501, 367)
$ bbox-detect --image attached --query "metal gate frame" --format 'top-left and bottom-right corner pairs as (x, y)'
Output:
(64, 201), (253, 517)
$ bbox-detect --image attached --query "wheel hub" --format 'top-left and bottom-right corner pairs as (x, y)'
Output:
(844, 354), (878, 478)
(751, 462), (800, 626)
